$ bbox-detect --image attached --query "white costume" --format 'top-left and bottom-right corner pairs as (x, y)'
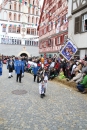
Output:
(39, 75), (48, 97)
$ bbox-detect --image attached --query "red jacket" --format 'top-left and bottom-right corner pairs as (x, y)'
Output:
(54, 62), (60, 70)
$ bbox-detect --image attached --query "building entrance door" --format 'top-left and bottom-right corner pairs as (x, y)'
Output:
(20, 53), (28, 57)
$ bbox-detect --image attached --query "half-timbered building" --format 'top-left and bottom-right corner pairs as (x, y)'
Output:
(38, 0), (68, 57)
(68, 0), (87, 59)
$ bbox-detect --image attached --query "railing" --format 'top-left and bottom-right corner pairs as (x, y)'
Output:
(0, 0), (8, 12)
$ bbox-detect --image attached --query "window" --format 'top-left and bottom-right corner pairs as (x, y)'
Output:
(58, 1), (62, 8)
(60, 16), (63, 26)
(28, 0), (30, 4)
(27, 28), (30, 34)
(82, 13), (87, 32)
(9, 4), (11, 9)
(49, 23), (51, 31)
(28, 16), (30, 22)
(32, 17), (34, 23)
(12, 39), (14, 44)
(31, 29), (34, 35)
(12, 26), (16, 33)
(36, 17), (38, 24)
(8, 26), (12, 32)
(55, 37), (60, 46)
(33, 0), (34, 5)
(2, 25), (6, 32)
(48, 39), (52, 47)
(35, 29), (36, 35)
(9, 12), (12, 20)
(18, 14), (20, 21)
(30, 41), (31, 45)
(39, 42), (42, 49)
(14, 2), (16, 10)
(43, 42), (47, 48)
(19, 4), (21, 11)
(39, 30), (42, 36)
(17, 27), (20, 33)
(28, 7), (30, 13)
(36, 10), (38, 15)
(44, 27), (47, 34)
(74, 13), (87, 34)
(75, 16), (80, 34)
(49, 0), (52, 5)
(14, 13), (16, 21)
(32, 7), (34, 14)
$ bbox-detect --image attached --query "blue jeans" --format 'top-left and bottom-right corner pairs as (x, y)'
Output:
(77, 84), (85, 92)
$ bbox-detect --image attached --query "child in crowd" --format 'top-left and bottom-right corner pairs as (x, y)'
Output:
(39, 71), (48, 98)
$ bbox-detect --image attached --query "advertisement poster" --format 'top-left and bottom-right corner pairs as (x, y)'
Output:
(60, 40), (77, 61)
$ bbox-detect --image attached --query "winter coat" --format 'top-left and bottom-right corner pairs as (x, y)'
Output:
(80, 75), (87, 88)
(15, 60), (24, 74)
(32, 66), (40, 75)
(70, 73), (83, 83)
(7, 60), (14, 72)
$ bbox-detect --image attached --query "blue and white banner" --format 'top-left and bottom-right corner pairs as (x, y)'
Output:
(60, 40), (77, 61)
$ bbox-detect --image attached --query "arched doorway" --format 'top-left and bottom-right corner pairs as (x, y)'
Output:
(20, 53), (28, 57)
(18, 51), (30, 57)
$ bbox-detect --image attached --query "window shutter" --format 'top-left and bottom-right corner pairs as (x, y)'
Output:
(48, 39), (52, 47)
(47, 25), (48, 32)
(55, 38), (57, 46)
(55, 37), (59, 46)
(39, 42), (42, 49)
(75, 16), (81, 34)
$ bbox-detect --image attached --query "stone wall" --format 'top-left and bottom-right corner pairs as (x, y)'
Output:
(0, 44), (39, 56)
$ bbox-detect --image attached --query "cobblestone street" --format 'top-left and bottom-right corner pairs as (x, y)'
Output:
(0, 65), (87, 130)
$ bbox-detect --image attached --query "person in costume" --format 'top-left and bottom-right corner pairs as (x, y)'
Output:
(39, 71), (48, 98)
(14, 56), (24, 83)
(7, 57), (14, 78)
(32, 62), (40, 82)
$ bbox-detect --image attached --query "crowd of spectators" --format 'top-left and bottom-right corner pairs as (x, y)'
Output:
(1, 54), (87, 94)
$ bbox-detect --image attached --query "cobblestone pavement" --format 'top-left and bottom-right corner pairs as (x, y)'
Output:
(0, 65), (87, 130)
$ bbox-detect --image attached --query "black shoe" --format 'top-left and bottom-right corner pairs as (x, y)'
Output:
(11, 75), (13, 77)
(19, 81), (21, 83)
(43, 94), (45, 97)
(40, 94), (43, 98)
(8, 77), (11, 78)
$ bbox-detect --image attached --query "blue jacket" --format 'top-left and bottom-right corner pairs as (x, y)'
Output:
(32, 66), (40, 75)
(15, 60), (24, 74)
(0, 60), (3, 76)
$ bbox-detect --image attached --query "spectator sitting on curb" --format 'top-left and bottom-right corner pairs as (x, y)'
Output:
(76, 71), (87, 94)
(58, 68), (65, 79)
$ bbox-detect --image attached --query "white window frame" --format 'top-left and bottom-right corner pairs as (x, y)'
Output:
(82, 13), (87, 32)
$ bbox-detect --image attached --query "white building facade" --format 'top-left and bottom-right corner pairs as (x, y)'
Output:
(68, 0), (87, 59)
(0, 0), (40, 56)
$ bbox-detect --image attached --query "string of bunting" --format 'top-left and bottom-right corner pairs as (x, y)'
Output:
(39, 14), (68, 27)
(1, 0), (68, 27)
(0, 23), (38, 27)
(7, 0), (41, 10)
(0, 16), (68, 28)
